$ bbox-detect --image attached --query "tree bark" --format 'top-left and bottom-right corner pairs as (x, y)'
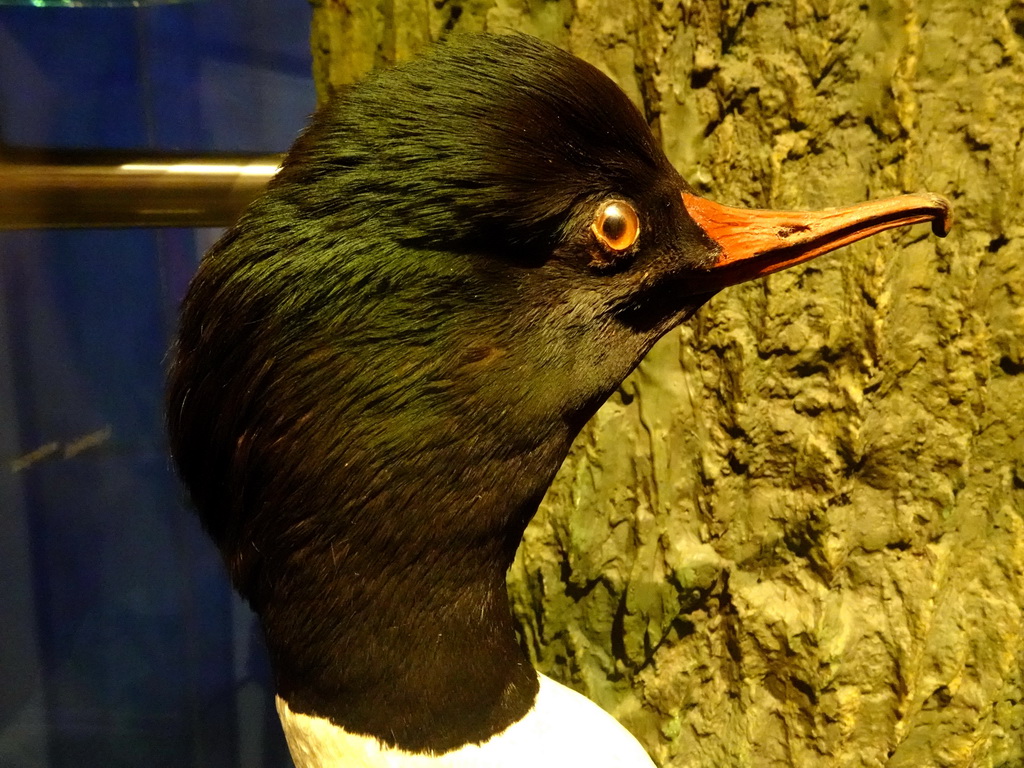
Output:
(309, 1), (1024, 765)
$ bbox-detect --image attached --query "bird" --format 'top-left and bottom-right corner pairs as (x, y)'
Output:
(166, 33), (951, 768)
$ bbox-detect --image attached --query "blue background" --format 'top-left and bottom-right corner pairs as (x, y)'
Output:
(0, 3), (315, 766)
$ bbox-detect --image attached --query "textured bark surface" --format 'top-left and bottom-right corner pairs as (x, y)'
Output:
(309, 1), (1024, 765)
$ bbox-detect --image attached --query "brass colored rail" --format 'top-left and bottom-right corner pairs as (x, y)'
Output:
(0, 147), (281, 229)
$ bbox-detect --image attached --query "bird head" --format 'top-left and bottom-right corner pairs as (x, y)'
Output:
(167, 33), (950, 749)
(169, 28), (952, 617)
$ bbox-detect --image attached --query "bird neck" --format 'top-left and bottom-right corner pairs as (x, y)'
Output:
(264, 551), (538, 755)
(256, 441), (568, 755)
(241, 341), (606, 754)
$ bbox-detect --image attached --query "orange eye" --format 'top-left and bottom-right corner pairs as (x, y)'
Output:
(591, 200), (640, 251)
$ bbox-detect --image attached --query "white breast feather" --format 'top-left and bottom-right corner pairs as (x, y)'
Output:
(277, 673), (657, 768)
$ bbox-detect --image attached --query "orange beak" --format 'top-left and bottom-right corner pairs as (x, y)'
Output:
(683, 192), (953, 291)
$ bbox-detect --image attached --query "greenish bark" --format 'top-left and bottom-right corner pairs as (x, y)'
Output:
(309, 1), (1024, 765)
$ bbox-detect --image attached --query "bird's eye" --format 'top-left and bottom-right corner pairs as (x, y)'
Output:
(591, 200), (640, 252)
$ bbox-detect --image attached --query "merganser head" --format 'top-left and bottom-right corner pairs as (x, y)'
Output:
(167, 33), (950, 761)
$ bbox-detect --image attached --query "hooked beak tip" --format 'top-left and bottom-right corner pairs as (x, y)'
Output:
(923, 193), (953, 237)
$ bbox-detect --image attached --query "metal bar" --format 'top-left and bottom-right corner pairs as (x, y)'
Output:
(0, 147), (282, 230)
